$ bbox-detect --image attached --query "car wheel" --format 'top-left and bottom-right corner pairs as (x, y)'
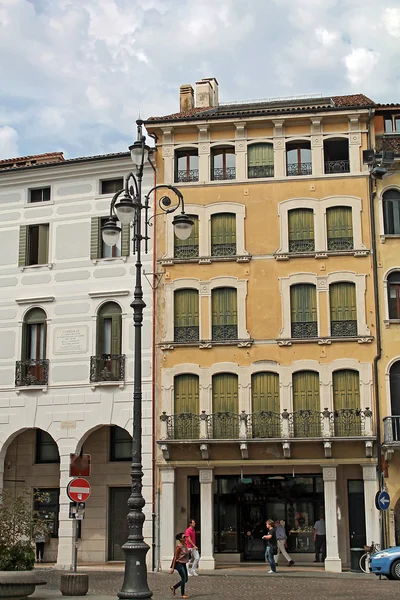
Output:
(390, 559), (400, 580)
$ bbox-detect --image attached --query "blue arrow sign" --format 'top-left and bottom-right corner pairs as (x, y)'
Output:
(377, 490), (390, 511)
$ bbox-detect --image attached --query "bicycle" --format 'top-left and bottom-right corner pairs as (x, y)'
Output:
(359, 541), (381, 573)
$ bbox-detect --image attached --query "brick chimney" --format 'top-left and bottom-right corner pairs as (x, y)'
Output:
(180, 84), (195, 112)
(195, 77), (219, 108)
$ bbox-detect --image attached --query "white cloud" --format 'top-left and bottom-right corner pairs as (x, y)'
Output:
(0, 126), (18, 159)
(382, 7), (400, 37)
(344, 48), (380, 84)
(315, 27), (338, 46)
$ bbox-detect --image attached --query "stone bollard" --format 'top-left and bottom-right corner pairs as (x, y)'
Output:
(60, 573), (89, 596)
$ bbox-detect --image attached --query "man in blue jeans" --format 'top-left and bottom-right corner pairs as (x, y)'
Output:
(262, 519), (277, 573)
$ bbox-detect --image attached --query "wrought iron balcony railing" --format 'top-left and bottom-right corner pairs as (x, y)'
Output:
(327, 237), (354, 251)
(211, 243), (237, 257)
(175, 169), (199, 183)
(383, 415), (400, 444)
(212, 324), (238, 341)
(248, 165), (274, 179)
(174, 326), (200, 343)
(15, 359), (49, 386)
(331, 320), (358, 338)
(291, 321), (318, 339)
(376, 134), (400, 155)
(211, 167), (236, 181)
(174, 244), (199, 259)
(160, 408), (374, 441)
(288, 239), (315, 253)
(286, 162), (312, 176)
(90, 354), (125, 382)
(324, 160), (350, 174)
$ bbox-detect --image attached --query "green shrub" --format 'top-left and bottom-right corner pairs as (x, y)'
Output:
(0, 542), (35, 571)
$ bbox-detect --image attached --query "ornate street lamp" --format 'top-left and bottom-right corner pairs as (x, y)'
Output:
(102, 120), (192, 599)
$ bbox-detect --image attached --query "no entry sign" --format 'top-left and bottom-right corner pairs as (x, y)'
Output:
(67, 477), (91, 502)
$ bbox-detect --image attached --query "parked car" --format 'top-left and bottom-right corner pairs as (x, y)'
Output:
(370, 546), (400, 580)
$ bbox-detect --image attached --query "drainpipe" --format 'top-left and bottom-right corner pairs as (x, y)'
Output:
(148, 144), (157, 571)
(367, 107), (384, 548)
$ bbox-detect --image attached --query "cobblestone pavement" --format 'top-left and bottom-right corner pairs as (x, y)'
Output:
(32, 568), (398, 600)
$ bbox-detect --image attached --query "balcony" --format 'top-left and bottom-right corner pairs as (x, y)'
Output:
(248, 165), (274, 179)
(324, 160), (350, 174)
(211, 243), (237, 257)
(15, 359), (49, 386)
(376, 135), (400, 155)
(159, 408), (374, 460)
(331, 320), (358, 338)
(286, 162), (312, 176)
(288, 239), (315, 253)
(383, 416), (400, 445)
(174, 326), (200, 343)
(327, 236), (354, 251)
(211, 167), (236, 181)
(90, 354), (125, 383)
(291, 321), (318, 339)
(175, 169), (199, 183)
(212, 324), (238, 342)
(174, 244), (199, 259)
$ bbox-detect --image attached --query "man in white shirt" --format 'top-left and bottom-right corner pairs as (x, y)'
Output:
(313, 515), (326, 563)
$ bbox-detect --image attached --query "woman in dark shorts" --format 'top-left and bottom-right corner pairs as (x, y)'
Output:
(170, 532), (190, 598)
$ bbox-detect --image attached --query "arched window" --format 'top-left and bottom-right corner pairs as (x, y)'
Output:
(174, 149), (199, 183)
(290, 284), (317, 338)
(91, 302), (124, 382)
(292, 371), (320, 437)
(326, 206), (353, 251)
(211, 287), (238, 341)
(251, 372), (280, 438)
(211, 213), (236, 256)
(174, 289), (199, 342)
(174, 214), (199, 259)
(288, 208), (315, 253)
(329, 282), (357, 337)
(211, 147), (236, 181)
(173, 374), (200, 439)
(286, 141), (312, 176)
(323, 138), (350, 173)
(388, 271), (400, 320)
(332, 370), (361, 436)
(16, 307), (48, 386)
(248, 143), (274, 178)
(390, 361), (400, 417)
(212, 373), (239, 438)
(383, 189), (400, 235)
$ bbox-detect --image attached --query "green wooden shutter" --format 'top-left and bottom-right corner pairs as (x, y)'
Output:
(333, 369), (360, 435)
(330, 283), (356, 322)
(291, 284), (317, 323)
(174, 374), (199, 414)
(293, 371), (320, 412)
(19, 225), (28, 267)
(174, 215), (198, 248)
(212, 373), (238, 413)
(38, 224), (49, 264)
(251, 372), (279, 413)
(327, 207), (353, 249)
(111, 314), (122, 355)
(174, 289), (199, 328)
(90, 217), (100, 260)
(121, 223), (130, 257)
(248, 143), (274, 167)
(211, 213), (236, 246)
(212, 288), (237, 326)
(288, 209), (314, 251)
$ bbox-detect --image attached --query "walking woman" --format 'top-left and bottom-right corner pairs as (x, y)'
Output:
(170, 532), (190, 598)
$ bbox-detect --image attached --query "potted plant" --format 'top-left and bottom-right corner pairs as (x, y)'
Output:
(0, 488), (47, 600)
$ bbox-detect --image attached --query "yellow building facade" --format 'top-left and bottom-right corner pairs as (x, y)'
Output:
(146, 80), (380, 572)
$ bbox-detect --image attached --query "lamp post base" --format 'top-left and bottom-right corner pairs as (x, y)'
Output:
(117, 540), (152, 599)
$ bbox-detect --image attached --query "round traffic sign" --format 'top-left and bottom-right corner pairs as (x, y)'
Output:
(376, 490), (390, 511)
(67, 477), (91, 502)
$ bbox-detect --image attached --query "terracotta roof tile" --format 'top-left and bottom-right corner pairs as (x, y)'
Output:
(0, 151), (131, 173)
(0, 151), (64, 165)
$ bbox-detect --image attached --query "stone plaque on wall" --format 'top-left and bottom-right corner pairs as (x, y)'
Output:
(54, 325), (88, 354)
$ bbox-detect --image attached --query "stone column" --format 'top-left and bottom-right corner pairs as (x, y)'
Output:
(162, 128), (174, 185)
(362, 465), (379, 545)
(235, 122), (247, 181)
(199, 468), (215, 570)
(323, 466), (342, 572)
(272, 120), (285, 177)
(55, 454), (75, 569)
(198, 126), (210, 184)
(160, 468), (175, 571)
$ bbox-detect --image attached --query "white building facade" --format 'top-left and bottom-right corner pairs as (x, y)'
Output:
(0, 152), (155, 567)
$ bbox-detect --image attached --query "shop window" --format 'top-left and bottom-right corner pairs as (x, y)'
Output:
(101, 178), (124, 194)
(329, 282), (357, 337)
(211, 213), (236, 257)
(35, 430), (59, 464)
(326, 206), (353, 251)
(383, 189), (400, 235)
(211, 147), (236, 181)
(173, 374), (200, 439)
(174, 289), (199, 342)
(211, 288), (238, 341)
(29, 187), (51, 203)
(290, 284), (318, 339)
(388, 271), (400, 319)
(247, 143), (274, 178)
(110, 425), (132, 461)
(174, 215), (199, 259)
(175, 149), (199, 183)
(286, 141), (312, 176)
(292, 371), (320, 437)
(34, 488), (60, 538)
(332, 370), (361, 436)
(288, 208), (315, 253)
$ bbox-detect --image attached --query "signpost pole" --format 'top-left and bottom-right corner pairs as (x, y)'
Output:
(74, 519), (79, 573)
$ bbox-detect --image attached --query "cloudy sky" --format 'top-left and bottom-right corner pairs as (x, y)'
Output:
(0, 0), (399, 159)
